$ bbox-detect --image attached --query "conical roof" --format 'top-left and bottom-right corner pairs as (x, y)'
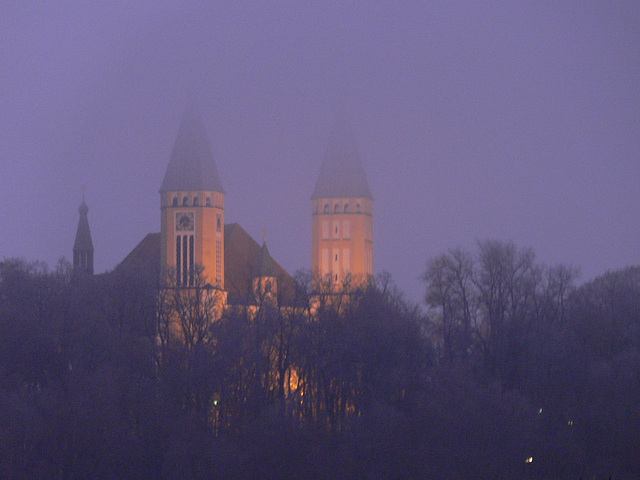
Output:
(73, 200), (94, 252)
(311, 116), (372, 200)
(254, 241), (278, 278)
(160, 104), (224, 193)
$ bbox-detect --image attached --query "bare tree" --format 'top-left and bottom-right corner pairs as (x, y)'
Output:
(158, 265), (225, 349)
(424, 248), (476, 362)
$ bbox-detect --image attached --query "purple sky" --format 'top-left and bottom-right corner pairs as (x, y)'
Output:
(2, 2), (639, 305)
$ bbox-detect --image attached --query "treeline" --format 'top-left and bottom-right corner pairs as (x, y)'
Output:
(0, 242), (639, 479)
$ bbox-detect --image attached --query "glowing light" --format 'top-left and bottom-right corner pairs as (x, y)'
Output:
(538, 408), (543, 414)
(567, 420), (573, 426)
(525, 457), (533, 464)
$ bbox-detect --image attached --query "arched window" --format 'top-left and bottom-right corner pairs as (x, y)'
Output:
(193, 197), (199, 206)
(356, 204), (361, 213)
(206, 197), (211, 206)
(172, 197), (178, 207)
(324, 204), (329, 213)
(183, 197), (188, 206)
(344, 204), (350, 213)
(334, 204), (340, 213)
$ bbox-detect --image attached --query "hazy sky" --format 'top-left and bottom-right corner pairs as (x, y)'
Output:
(2, 1), (639, 305)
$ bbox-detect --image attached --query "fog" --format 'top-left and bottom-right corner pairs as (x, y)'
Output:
(2, 2), (639, 304)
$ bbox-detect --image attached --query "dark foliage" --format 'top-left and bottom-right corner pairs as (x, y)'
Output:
(0, 254), (638, 478)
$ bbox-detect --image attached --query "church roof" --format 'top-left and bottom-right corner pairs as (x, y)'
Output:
(73, 200), (94, 252)
(224, 224), (299, 305)
(253, 241), (278, 278)
(311, 116), (372, 200)
(160, 104), (225, 193)
(116, 232), (160, 278)
(116, 225), (300, 306)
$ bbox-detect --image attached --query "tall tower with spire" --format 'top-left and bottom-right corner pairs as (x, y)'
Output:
(311, 118), (373, 286)
(160, 105), (225, 288)
(73, 195), (94, 275)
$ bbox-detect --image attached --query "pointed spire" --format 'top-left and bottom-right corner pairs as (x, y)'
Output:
(311, 115), (372, 200)
(73, 195), (94, 274)
(160, 104), (225, 193)
(254, 241), (278, 278)
(74, 200), (93, 251)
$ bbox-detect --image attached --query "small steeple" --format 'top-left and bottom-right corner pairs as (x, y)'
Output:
(252, 240), (279, 304)
(73, 191), (94, 274)
(160, 104), (225, 193)
(312, 115), (373, 200)
(254, 241), (278, 278)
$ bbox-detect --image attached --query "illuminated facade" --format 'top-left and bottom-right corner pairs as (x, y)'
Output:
(311, 118), (373, 286)
(159, 106), (225, 289)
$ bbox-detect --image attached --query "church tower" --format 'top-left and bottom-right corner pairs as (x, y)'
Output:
(311, 118), (373, 286)
(73, 196), (94, 274)
(160, 105), (225, 288)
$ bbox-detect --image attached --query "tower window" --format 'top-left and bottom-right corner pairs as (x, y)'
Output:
(189, 235), (194, 286)
(334, 204), (340, 213)
(206, 197), (211, 206)
(216, 239), (222, 286)
(344, 204), (350, 213)
(176, 233), (195, 287)
(324, 204), (329, 213)
(182, 235), (189, 285)
(217, 213), (222, 232)
(183, 196), (188, 206)
(176, 235), (181, 286)
(356, 204), (361, 213)
(172, 197), (178, 207)
(193, 197), (199, 206)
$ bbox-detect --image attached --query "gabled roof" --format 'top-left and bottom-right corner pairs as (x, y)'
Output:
(115, 233), (160, 279)
(311, 116), (373, 200)
(159, 104), (225, 193)
(73, 200), (94, 252)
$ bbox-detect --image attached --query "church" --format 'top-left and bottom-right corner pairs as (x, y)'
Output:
(73, 105), (374, 305)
